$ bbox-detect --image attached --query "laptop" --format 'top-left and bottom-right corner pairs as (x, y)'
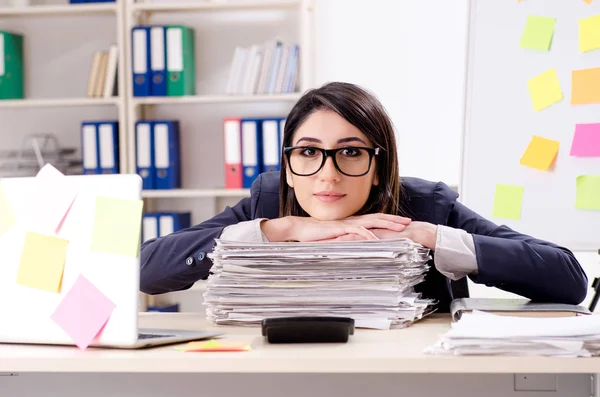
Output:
(0, 169), (222, 349)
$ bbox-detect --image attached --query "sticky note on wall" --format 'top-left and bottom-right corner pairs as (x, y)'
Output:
(570, 123), (600, 156)
(527, 68), (563, 111)
(576, 175), (600, 210)
(519, 16), (556, 51)
(572, 67), (600, 104)
(492, 184), (524, 220)
(16, 232), (68, 293)
(579, 14), (600, 52)
(519, 135), (560, 171)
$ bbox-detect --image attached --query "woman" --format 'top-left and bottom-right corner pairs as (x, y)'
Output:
(140, 82), (587, 312)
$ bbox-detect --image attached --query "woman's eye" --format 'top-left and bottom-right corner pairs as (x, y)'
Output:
(342, 148), (360, 156)
(301, 148), (317, 156)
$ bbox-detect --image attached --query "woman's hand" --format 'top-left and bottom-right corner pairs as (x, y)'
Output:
(260, 213), (411, 243)
(370, 221), (438, 250)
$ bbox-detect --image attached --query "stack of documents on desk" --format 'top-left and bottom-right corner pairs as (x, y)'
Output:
(425, 310), (600, 357)
(204, 238), (434, 330)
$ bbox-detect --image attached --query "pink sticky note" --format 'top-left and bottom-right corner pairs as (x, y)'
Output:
(571, 123), (600, 157)
(51, 275), (116, 350)
(34, 164), (78, 233)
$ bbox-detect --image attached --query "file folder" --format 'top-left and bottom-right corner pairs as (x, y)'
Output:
(223, 118), (243, 189)
(136, 121), (155, 190)
(132, 26), (151, 97)
(142, 213), (158, 243)
(153, 120), (181, 190)
(241, 118), (263, 188)
(81, 122), (99, 175)
(166, 25), (195, 96)
(150, 25), (167, 96)
(158, 212), (191, 236)
(0, 31), (23, 100)
(98, 121), (119, 174)
(261, 118), (284, 172)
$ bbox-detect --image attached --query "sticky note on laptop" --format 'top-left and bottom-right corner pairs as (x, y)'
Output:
(492, 184), (524, 220)
(527, 68), (563, 111)
(0, 184), (15, 236)
(576, 175), (600, 210)
(31, 164), (78, 234)
(519, 135), (560, 170)
(16, 232), (68, 293)
(91, 196), (143, 258)
(571, 123), (600, 156)
(51, 275), (116, 350)
(519, 16), (556, 51)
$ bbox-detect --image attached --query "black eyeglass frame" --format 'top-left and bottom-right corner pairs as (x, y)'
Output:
(283, 146), (380, 177)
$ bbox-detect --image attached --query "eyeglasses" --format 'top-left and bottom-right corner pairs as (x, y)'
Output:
(283, 146), (380, 177)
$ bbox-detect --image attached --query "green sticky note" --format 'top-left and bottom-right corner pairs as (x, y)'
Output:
(519, 15), (556, 51)
(91, 196), (143, 258)
(492, 184), (524, 220)
(0, 184), (16, 236)
(576, 175), (600, 210)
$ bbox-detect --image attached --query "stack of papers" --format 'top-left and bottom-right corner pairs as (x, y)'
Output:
(204, 238), (434, 330)
(425, 310), (600, 357)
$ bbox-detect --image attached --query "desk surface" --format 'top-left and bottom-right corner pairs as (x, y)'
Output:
(2, 313), (600, 374)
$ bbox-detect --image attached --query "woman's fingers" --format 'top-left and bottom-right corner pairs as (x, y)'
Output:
(343, 225), (378, 240)
(347, 215), (409, 231)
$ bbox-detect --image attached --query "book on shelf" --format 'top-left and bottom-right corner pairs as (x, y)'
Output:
(225, 39), (299, 95)
(86, 44), (118, 98)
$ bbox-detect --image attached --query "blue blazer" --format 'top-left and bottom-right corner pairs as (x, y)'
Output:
(140, 171), (587, 312)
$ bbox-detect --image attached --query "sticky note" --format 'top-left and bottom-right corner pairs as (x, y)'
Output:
(575, 175), (600, 210)
(519, 135), (560, 171)
(527, 68), (563, 111)
(519, 16), (556, 51)
(0, 184), (15, 236)
(579, 14), (600, 52)
(33, 164), (78, 233)
(571, 68), (600, 105)
(492, 184), (524, 220)
(91, 196), (143, 258)
(16, 232), (68, 293)
(570, 123), (600, 157)
(177, 339), (251, 352)
(51, 275), (116, 350)
(584, 0), (593, 4)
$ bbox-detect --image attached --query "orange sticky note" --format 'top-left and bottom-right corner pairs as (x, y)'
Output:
(527, 68), (563, 111)
(519, 135), (560, 171)
(572, 68), (600, 104)
(178, 339), (251, 352)
(16, 232), (68, 293)
(584, 0), (592, 4)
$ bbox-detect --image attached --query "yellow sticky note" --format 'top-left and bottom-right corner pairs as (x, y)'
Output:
(576, 175), (600, 210)
(0, 184), (15, 236)
(492, 184), (524, 220)
(571, 67), (600, 105)
(519, 135), (560, 171)
(519, 16), (556, 51)
(579, 14), (600, 52)
(91, 196), (143, 258)
(16, 232), (68, 293)
(527, 68), (563, 111)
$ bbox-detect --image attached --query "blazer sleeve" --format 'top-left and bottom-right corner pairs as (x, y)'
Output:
(438, 182), (588, 305)
(139, 197), (253, 295)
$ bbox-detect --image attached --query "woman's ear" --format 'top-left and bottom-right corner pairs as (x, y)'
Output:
(286, 169), (295, 188)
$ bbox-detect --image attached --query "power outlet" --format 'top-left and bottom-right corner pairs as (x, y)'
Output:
(514, 374), (557, 391)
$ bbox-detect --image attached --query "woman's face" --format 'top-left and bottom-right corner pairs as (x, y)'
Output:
(285, 109), (379, 221)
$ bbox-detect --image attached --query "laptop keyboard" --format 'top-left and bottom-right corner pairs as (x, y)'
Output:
(138, 333), (175, 340)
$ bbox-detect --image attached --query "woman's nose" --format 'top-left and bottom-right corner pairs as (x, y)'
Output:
(319, 156), (341, 181)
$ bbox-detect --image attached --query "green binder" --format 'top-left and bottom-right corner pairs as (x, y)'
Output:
(166, 25), (195, 96)
(0, 31), (24, 100)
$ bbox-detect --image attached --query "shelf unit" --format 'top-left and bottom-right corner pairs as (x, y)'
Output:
(0, 0), (129, 175)
(141, 188), (250, 199)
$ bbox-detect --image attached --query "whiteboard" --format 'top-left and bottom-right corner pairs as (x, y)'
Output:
(460, 0), (600, 251)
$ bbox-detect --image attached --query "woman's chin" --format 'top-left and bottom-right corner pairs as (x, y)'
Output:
(307, 207), (354, 221)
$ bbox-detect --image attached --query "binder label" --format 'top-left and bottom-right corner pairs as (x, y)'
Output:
(166, 28), (183, 72)
(133, 29), (147, 74)
(98, 124), (115, 169)
(0, 34), (4, 77)
(154, 123), (170, 168)
(224, 120), (241, 164)
(82, 124), (98, 170)
(136, 123), (151, 167)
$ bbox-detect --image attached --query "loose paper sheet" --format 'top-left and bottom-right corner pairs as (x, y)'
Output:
(579, 14), (600, 52)
(492, 184), (524, 220)
(16, 232), (68, 293)
(519, 16), (556, 51)
(519, 135), (560, 170)
(575, 175), (600, 210)
(51, 275), (116, 350)
(571, 123), (600, 157)
(91, 196), (143, 258)
(527, 68), (563, 111)
(571, 67), (600, 104)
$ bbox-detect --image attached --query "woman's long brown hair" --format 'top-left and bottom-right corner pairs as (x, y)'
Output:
(279, 82), (404, 218)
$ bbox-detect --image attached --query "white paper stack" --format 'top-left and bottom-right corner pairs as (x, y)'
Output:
(425, 310), (600, 357)
(204, 238), (434, 329)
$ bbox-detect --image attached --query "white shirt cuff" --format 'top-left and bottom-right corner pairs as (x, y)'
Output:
(220, 218), (269, 242)
(434, 224), (478, 280)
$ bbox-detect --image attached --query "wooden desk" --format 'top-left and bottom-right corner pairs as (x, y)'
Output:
(2, 313), (600, 374)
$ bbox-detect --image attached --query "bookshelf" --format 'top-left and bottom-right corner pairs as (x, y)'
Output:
(0, 3), (117, 17)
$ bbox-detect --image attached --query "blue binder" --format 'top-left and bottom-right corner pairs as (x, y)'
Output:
(153, 120), (181, 190)
(157, 212), (191, 236)
(132, 26), (151, 97)
(241, 118), (263, 188)
(81, 121), (100, 175)
(142, 212), (158, 243)
(97, 121), (119, 174)
(135, 121), (155, 190)
(150, 25), (167, 96)
(260, 117), (284, 173)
